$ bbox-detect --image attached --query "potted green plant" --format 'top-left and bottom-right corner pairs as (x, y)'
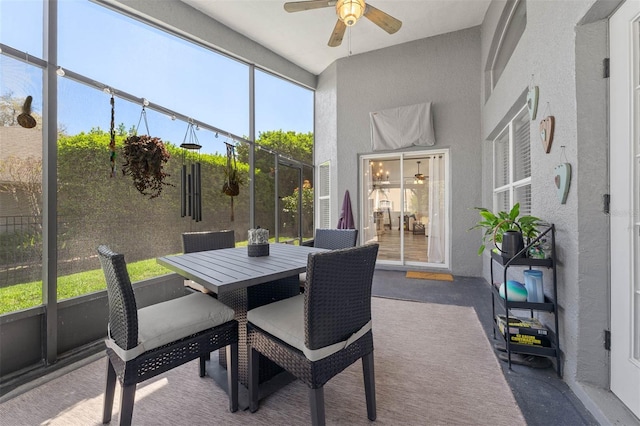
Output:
(121, 134), (173, 199)
(470, 203), (541, 256)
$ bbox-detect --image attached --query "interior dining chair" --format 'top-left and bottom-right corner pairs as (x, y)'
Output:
(247, 243), (379, 426)
(299, 228), (358, 292)
(181, 230), (235, 294)
(97, 245), (239, 426)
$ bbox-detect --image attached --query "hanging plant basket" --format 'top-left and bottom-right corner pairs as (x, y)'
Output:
(222, 143), (242, 220)
(121, 134), (173, 199)
(222, 168), (240, 196)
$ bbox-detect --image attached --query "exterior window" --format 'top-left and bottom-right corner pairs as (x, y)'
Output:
(485, 0), (526, 100)
(317, 162), (331, 229)
(493, 105), (531, 215)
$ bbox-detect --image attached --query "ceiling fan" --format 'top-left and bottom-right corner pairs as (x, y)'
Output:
(414, 161), (425, 183)
(283, 0), (402, 47)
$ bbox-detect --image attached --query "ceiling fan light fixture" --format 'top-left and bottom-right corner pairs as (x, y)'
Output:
(414, 161), (425, 184)
(337, 0), (365, 26)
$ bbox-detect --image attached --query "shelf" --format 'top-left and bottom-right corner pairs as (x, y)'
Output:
(491, 251), (552, 267)
(491, 283), (555, 312)
(489, 224), (561, 377)
(493, 321), (558, 358)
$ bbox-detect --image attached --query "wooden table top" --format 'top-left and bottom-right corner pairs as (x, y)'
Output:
(157, 243), (325, 294)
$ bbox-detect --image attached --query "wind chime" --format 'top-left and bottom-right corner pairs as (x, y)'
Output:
(180, 120), (202, 222)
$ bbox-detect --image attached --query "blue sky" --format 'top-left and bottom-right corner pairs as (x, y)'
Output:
(1, 0), (313, 155)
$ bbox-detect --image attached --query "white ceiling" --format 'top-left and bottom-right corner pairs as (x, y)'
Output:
(180, 0), (491, 75)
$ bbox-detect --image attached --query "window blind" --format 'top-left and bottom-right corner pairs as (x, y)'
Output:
(318, 162), (331, 229)
(493, 105), (531, 213)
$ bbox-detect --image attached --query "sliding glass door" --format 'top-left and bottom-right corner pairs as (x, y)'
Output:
(360, 150), (449, 267)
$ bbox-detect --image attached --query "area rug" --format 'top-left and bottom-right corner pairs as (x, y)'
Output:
(0, 298), (524, 425)
(406, 271), (454, 281)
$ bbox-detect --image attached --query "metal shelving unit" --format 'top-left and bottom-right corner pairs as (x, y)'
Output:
(490, 224), (561, 377)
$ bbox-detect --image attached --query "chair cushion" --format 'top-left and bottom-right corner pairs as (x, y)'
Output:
(106, 292), (235, 362)
(247, 295), (371, 362)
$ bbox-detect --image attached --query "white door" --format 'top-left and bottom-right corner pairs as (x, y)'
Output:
(610, 0), (640, 418)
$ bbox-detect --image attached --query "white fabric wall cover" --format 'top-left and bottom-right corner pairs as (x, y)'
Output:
(370, 102), (435, 151)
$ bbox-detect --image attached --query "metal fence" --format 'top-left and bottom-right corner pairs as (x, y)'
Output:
(0, 215), (106, 288)
(0, 213), (251, 288)
(0, 215), (43, 288)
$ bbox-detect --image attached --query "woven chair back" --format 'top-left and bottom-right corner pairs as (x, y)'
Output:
(182, 230), (235, 253)
(97, 245), (139, 351)
(313, 228), (358, 250)
(304, 243), (378, 350)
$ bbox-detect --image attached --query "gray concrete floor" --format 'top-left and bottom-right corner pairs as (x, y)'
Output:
(0, 268), (616, 424)
(372, 269), (598, 426)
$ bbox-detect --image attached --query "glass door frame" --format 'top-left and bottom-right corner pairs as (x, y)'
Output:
(359, 149), (450, 268)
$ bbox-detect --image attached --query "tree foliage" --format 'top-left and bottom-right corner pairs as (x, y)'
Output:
(237, 130), (313, 165)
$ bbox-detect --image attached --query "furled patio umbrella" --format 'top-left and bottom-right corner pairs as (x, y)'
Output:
(337, 190), (355, 229)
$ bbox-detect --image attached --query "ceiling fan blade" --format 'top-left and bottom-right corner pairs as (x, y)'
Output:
(328, 19), (346, 47)
(363, 3), (402, 34)
(284, 0), (336, 13)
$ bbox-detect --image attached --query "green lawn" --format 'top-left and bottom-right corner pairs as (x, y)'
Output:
(0, 239), (310, 315)
(0, 258), (171, 315)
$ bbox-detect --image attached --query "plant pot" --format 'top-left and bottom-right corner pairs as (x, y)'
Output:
(248, 243), (269, 257)
(500, 230), (524, 259)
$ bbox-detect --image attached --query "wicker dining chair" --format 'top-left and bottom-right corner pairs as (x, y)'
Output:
(181, 230), (235, 294)
(302, 228), (358, 249)
(247, 243), (379, 426)
(299, 228), (358, 291)
(97, 245), (239, 426)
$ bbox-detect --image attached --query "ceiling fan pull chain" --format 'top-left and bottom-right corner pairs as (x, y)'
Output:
(348, 26), (352, 56)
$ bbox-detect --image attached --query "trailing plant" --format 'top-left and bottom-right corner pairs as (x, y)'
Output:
(222, 143), (244, 220)
(121, 134), (173, 199)
(222, 167), (241, 197)
(470, 203), (541, 255)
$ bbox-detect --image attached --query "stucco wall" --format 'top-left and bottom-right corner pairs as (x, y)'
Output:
(480, 0), (610, 390)
(317, 27), (483, 276)
(575, 19), (609, 388)
(315, 62), (339, 226)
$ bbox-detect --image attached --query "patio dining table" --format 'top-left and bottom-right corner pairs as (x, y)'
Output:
(157, 243), (326, 406)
